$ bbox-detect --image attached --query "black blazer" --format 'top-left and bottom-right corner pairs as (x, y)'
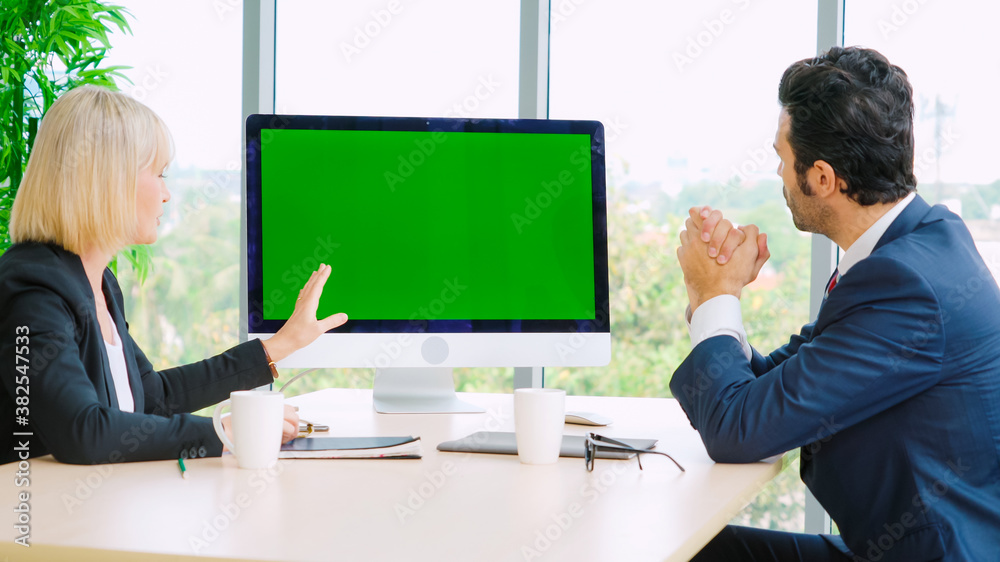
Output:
(1, 242), (274, 464)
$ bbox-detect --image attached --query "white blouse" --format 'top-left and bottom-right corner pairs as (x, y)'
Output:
(104, 313), (134, 412)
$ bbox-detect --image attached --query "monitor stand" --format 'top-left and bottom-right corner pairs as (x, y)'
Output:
(372, 368), (486, 414)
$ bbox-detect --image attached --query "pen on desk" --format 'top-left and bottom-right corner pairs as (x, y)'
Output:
(178, 457), (188, 479)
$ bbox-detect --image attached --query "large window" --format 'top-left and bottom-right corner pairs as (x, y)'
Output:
(107, 0), (245, 372)
(549, 0), (817, 396)
(549, 0), (819, 531)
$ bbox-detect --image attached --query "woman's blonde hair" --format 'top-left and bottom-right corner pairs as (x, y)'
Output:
(10, 85), (173, 255)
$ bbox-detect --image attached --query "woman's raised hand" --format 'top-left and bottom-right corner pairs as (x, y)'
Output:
(261, 264), (348, 364)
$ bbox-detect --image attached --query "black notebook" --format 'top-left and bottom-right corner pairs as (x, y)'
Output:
(280, 436), (421, 459)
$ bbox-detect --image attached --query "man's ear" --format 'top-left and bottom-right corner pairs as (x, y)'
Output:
(807, 160), (842, 199)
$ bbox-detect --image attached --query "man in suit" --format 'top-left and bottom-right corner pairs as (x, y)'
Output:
(671, 46), (1000, 561)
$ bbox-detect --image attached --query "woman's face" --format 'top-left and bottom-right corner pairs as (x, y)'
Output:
(135, 162), (171, 245)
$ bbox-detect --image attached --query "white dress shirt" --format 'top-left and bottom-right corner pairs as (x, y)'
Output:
(687, 192), (917, 359)
(104, 313), (135, 412)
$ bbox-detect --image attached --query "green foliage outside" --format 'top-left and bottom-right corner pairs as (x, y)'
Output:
(957, 179), (1000, 221)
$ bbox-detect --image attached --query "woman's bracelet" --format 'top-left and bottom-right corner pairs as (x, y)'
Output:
(261, 341), (279, 379)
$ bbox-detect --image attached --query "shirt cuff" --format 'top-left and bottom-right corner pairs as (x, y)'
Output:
(687, 295), (752, 360)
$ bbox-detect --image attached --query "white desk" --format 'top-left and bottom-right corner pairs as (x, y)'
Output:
(1, 389), (781, 561)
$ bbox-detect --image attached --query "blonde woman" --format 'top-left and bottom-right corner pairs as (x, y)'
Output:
(0, 85), (347, 464)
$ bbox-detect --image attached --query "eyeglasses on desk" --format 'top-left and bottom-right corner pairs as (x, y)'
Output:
(584, 432), (685, 473)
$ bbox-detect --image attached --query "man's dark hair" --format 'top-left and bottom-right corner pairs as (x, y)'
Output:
(778, 46), (916, 205)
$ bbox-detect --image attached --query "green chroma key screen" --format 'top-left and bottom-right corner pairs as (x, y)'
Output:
(260, 128), (596, 321)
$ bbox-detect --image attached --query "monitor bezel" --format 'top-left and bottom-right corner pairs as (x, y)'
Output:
(245, 114), (610, 339)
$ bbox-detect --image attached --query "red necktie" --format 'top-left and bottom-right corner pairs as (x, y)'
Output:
(824, 270), (841, 300)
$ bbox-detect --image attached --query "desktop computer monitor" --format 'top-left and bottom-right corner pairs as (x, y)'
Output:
(245, 115), (610, 413)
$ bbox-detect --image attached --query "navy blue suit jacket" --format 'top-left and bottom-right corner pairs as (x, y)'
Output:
(0, 242), (274, 464)
(670, 196), (1000, 561)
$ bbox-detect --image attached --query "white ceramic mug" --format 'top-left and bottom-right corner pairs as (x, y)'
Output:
(212, 390), (285, 469)
(514, 388), (566, 465)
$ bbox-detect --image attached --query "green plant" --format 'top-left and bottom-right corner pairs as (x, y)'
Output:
(0, 0), (150, 276)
